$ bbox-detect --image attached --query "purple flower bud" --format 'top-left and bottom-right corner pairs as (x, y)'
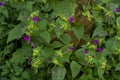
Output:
(25, 56), (32, 63)
(68, 46), (74, 51)
(93, 39), (99, 45)
(115, 7), (120, 12)
(97, 47), (102, 52)
(30, 42), (35, 48)
(69, 17), (74, 22)
(84, 49), (88, 54)
(0, 2), (3, 6)
(23, 35), (30, 43)
(24, 16), (28, 19)
(28, 58), (32, 63)
(25, 56), (30, 59)
(33, 16), (39, 22)
(46, 18), (51, 22)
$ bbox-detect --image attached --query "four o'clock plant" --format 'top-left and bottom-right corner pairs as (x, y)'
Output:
(0, 0), (120, 80)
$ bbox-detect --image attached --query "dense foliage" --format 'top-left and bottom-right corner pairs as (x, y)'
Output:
(0, 0), (120, 80)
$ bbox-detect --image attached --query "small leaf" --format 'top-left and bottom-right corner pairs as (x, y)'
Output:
(75, 49), (86, 65)
(24, 1), (34, 12)
(55, 28), (64, 38)
(2, 9), (9, 18)
(14, 66), (23, 76)
(42, 0), (47, 4)
(92, 26), (107, 38)
(40, 47), (54, 59)
(70, 61), (81, 78)
(38, 20), (47, 30)
(97, 67), (104, 78)
(72, 26), (84, 40)
(115, 63), (120, 71)
(51, 41), (63, 48)
(52, 66), (66, 80)
(60, 34), (71, 44)
(116, 16), (120, 29)
(22, 71), (30, 80)
(39, 31), (51, 44)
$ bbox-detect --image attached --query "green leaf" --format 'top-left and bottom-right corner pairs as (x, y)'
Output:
(42, 0), (47, 4)
(92, 26), (107, 38)
(60, 34), (71, 44)
(105, 37), (119, 52)
(11, 77), (19, 80)
(22, 71), (30, 80)
(116, 16), (120, 29)
(115, 63), (120, 71)
(75, 49), (86, 65)
(39, 31), (51, 44)
(78, 74), (87, 80)
(10, 49), (26, 65)
(40, 47), (54, 59)
(14, 66), (23, 76)
(7, 24), (26, 43)
(97, 67), (104, 78)
(2, 9), (9, 18)
(52, 66), (66, 80)
(82, 34), (91, 41)
(51, 41), (63, 48)
(55, 28), (64, 38)
(72, 26), (84, 40)
(48, 0), (77, 18)
(70, 61), (81, 78)
(38, 20), (47, 31)
(24, 1), (34, 12)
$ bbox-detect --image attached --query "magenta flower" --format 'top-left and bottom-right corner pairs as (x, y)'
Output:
(68, 46), (74, 51)
(93, 39), (99, 45)
(0, 2), (3, 6)
(33, 16), (39, 22)
(69, 17), (74, 22)
(23, 35), (30, 43)
(97, 47), (102, 52)
(84, 49), (88, 54)
(115, 7), (120, 12)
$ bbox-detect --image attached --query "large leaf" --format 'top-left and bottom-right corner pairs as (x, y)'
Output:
(7, 24), (26, 43)
(70, 61), (81, 78)
(52, 66), (66, 80)
(48, 0), (77, 18)
(72, 26), (84, 40)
